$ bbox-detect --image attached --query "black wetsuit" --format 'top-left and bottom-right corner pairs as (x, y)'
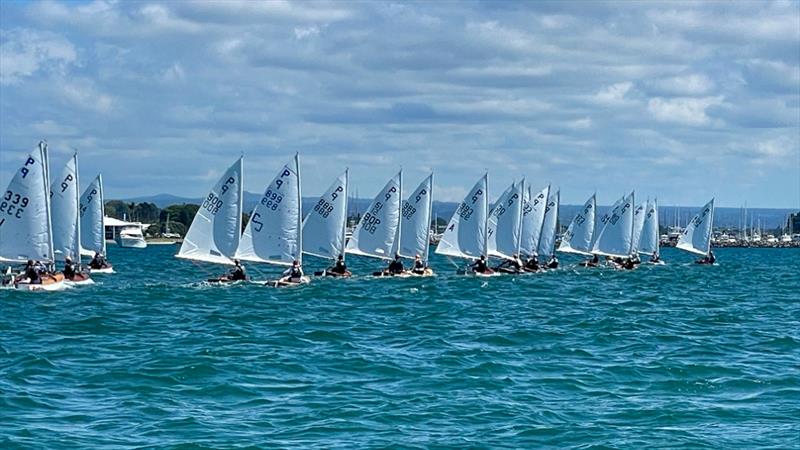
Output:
(24, 266), (41, 284)
(230, 266), (247, 281)
(288, 267), (303, 279)
(329, 260), (348, 275)
(524, 258), (539, 271)
(90, 255), (106, 269)
(471, 259), (489, 273)
(547, 258), (559, 269)
(387, 260), (404, 274)
(63, 263), (76, 279)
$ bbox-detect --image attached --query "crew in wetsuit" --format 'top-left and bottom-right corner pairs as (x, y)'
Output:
(411, 254), (425, 274)
(650, 252), (660, 263)
(470, 255), (491, 274)
(386, 254), (405, 275)
(282, 260), (304, 282)
(229, 259), (247, 281)
(697, 251), (716, 265)
(496, 254), (523, 273)
(21, 260), (41, 284)
(63, 257), (77, 280)
(89, 252), (107, 269)
(524, 255), (540, 272)
(582, 254), (600, 267)
(622, 258), (635, 270)
(327, 254), (349, 276)
(546, 255), (559, 269)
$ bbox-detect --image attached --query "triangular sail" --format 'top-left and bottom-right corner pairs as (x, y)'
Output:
(638, 198), (660, 257)
(398, 174), (433, 263)
(591, 192), (635, 258)
(302, 170), (348, 261)
(558, 193), (595, 255)
(676, 198), (715, 256)
(50, 153), (81, 261)
(79, 175), (106, 256)
(630, 201), (647, 255)
(590, 196), (624, 251)
(0, 143), (54, 263)
(435, 173), (488, 260)
(520, 184), (550, 257)
(236, 155), (302, 266)
(346, 171), (402, 260)
(487, 180), (524, 259)
(177, 157), (243, 265)
(537, 188), (560, 259)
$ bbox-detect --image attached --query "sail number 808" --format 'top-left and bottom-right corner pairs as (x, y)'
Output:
(203, 193), (224, 215)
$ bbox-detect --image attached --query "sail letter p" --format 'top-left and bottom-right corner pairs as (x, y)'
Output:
(20, 157), (35, 178)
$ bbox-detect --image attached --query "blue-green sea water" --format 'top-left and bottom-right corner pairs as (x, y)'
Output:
(1, 246), (799, 448)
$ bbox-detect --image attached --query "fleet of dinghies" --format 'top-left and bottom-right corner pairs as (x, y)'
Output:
(2, 147), (720, 291)
(1, 143), (113, 291)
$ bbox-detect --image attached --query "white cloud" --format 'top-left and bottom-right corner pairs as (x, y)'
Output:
(0, 29), (77, 85)
(294, 26), (320, 40)
(593, 82), (634, 105)
(647, 96), (724, 126)
(60, 79), (114, 113)
(649, 74), (715, 96)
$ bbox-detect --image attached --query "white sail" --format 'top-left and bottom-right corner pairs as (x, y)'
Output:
(346, 171), (402, 260)
(236, 155), (302, 266)
(590, 195), (624, 251)
(487, 180), (524, 259)
(591, 192), (635, 258)
(398, 173), (433, 263)
(537, 188), (560, 259)
(435, 173), (489, 260)
(676, 198), (715, 256)
(638, 198), (660, 257)
(0, 143), (54, 263)
(302, 169), (348, 260)
(520, 184), (550, 257)
(177, 157), (243, 265)
(50, 153), (81, 261)
(79, 174), (106, 256)
(558, 193), (596, 255)
(630, 201), (647, 255)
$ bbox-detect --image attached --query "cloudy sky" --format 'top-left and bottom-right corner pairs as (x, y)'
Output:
(1, 0), (798, 208)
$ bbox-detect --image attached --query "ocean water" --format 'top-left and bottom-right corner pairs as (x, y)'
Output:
(1, 245), (798, 448)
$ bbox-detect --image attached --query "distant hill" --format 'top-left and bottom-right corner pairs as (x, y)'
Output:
(117, 193), (797, 230)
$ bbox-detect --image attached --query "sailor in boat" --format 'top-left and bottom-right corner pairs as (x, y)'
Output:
(63, 257), (77, 280)
(280, 260), (305, 284)
(580, 254), (600, 267)
(523, 254), (540, 272)
(382, 254), (405, 276)
(326, 255), (352, 277)
(89, 252), (111, 270)
(495, 254), (523, 273)
(410, 254), (426, 275)
(470, 255), (494, 275)
(696, 251), (716, 265)
(18, 260), (42, 285)
(621, 258), (636, 270)
(229, 259), (248, 281)
(649, 252), (661, 264)
(545, 254), (559, 269)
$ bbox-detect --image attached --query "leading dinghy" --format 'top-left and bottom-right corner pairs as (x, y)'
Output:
(176, 157), (244, 281)
(236, 154), (309, 287)
(1, 142), (66, 291)
(304, 169), (351, 277)
(435, 173), (495, 276)
(677, 198), (715, 265)
(397, 173), (434, 277)
(346, 171), (403, 276)
(79, 174), (113, 273)
(50, 153), (92, 285)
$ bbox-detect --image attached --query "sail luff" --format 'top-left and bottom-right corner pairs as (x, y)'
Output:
(424, 172), (433, 265)
(99, 174), (107, 255)
(74, 153), (81, 261)
(517, 178), (525, 256)
(295, 153), (302, 265)
(342, 168), (349, 262)
(42, 142), (55, 264)
(483, 172), (489, 258)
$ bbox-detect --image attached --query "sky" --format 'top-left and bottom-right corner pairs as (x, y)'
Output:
(1, 0), (799, 208)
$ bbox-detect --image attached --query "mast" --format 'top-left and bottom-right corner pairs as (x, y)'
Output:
(99, 174), (107, 255)
(483, 172), (489, 259)
(517, 178), (525, 256)
(707, 198), (715, 254)
(424, 172), (433, 265)
(41, 142), (55, 266)
(295, 153), (302, 265)
(73, 152), (81, 263)
(629, 191), (636, 256)
(396, 169), (403, 257)
(342, 168), (349, 262)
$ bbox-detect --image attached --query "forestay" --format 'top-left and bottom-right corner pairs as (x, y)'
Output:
(237, 155), (302, 266)
(638, 198), (660, 257)
(397, 174), (433, 263)
(519, 185), (549, 257)
(558, 193), (595, 255)
(436, 174), (488, 260)
(346, 171), (402, 260)
(50, 153), (81, 261)
(0, 143), (54, 263)
(591, 192), (635, 258)
(630, 201), (647, 255)
(676, 198), (715, 256)
(537, 188), (560, 258)
(79, 175), (106, 256)
(302, 170), (348, 261)
(487, 180), (524, 259)
(177, 157), (243, 265)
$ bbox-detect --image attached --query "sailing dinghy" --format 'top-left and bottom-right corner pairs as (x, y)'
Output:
(1, 142), (66, 291)
(50, 153), (92, 285)
(396, 173), (435, 277)
(638, 198), (663, 264)
(176, 157), (244, 281)
(538, 188), (560, 268)
(591, 192), (635, 268)
(236, 154), (309, 287)
(677, 198), (715, 264)
(345, 171), (403, 277)
(79, 174), (113, 273)
(519, 184), (549, 271)
(630, 200), (647, 260)
(435, 173), (496, 276)
(487, 180), (525, 273)
(303, 170), (351, 277)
